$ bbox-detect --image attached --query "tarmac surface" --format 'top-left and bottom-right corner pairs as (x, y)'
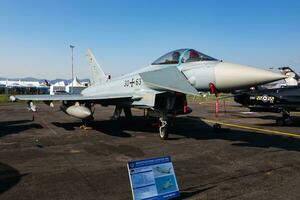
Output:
(0, 100), (300, 200)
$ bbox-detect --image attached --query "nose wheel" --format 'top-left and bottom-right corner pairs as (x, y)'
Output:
(159, 116), (169, 140)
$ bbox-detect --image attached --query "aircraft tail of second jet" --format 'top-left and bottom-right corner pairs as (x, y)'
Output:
(279, 67), (299, 86)
(86, 49), (107, 85)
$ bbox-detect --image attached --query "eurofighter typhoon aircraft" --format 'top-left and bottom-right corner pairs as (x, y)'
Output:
(12, 48), (285, 139)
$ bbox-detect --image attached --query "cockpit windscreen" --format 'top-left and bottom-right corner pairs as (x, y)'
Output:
(152, 49), (187, 65)
(181, 49), (217, 63)
(152, 49), (217, 65)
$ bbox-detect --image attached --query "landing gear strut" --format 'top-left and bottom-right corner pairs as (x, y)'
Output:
(112, 106), (132, 120)
(80, 103), (94, 131)
(276, 109), (291, 126)
(159, 114), (168, 140)
(80, 118), (93, 130)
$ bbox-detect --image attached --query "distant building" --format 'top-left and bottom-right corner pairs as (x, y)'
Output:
(0, 78), (89, 95)
(0, 79), (49, 95)
(0, 82), (5, 94)
(50, 81), (66, 95)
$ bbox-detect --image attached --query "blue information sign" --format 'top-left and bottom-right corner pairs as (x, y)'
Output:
(127, 156), (180, 200)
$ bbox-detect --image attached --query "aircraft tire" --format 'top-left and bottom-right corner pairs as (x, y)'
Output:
(213, 123), (221, 130)
(159, 126), (168, 140)
(276, 118), (285, 126)
(159, 115), (169, 140)
(159, 122), (169, 140)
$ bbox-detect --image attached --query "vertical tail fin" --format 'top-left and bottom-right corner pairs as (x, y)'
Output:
(279, 67), (299, 86)
(86, 49), (107, 85)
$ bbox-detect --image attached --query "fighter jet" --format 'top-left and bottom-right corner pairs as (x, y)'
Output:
(154, 166), (172, 175)
(260, 67), (299, 89)
(279, 67), (300, 86)
(12, 48), (285, 139)
(234, 86), (300, 125)
(160, 178), (174, 191)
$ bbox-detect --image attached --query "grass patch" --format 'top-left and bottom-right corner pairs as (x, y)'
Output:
(0, 95), (9, 103)
(187, 93), (234, 102)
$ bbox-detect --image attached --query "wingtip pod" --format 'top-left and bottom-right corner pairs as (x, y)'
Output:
(215, 62), (287, 91)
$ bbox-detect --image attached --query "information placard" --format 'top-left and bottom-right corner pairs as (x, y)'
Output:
(127, 156), (179, 200)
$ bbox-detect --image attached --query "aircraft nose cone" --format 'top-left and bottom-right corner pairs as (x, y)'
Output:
(214, 62), (286, 91)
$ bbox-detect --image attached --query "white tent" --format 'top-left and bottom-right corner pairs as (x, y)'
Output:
(66, 77), (86, 94)
(50, 81), (66, 95)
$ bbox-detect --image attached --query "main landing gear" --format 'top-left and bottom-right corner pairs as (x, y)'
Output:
(79, 113), (95, 130)
(112, 106), (132, 120)
(80, 103), (94, 131)
(276, 109), (292, 126)
(146, 109), (171, 140)
(159, 114), (168, 140)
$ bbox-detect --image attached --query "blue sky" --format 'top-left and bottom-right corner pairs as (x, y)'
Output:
(0, 0), (299, 79)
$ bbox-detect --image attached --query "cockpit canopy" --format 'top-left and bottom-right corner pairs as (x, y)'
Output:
(152, 48), (217, 65)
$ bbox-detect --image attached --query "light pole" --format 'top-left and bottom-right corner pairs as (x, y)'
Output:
(70, 45), (75, 94)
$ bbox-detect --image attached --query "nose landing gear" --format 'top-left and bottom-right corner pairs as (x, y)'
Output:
(159, 116), (168, 140)
(276, 109), (292, 126)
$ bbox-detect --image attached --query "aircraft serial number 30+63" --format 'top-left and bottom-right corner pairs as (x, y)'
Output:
(124, 78), (142, 87)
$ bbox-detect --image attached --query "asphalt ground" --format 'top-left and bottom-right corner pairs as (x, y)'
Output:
(0, 100), (300, 200)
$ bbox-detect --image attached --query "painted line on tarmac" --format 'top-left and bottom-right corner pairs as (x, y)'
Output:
(198, 101), (214, 105)
(202, 119), (300, 139)
(40, 116), (57, 135)
(291, 112), (300, 116)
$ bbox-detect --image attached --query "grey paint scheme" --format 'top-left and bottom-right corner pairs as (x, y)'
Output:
(15, 49), (286, 109)
(15, 94), (132, 101)
(180, 61), (217, 90)
(139, 67), (198, 95)
(86, 48), (107, 85)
